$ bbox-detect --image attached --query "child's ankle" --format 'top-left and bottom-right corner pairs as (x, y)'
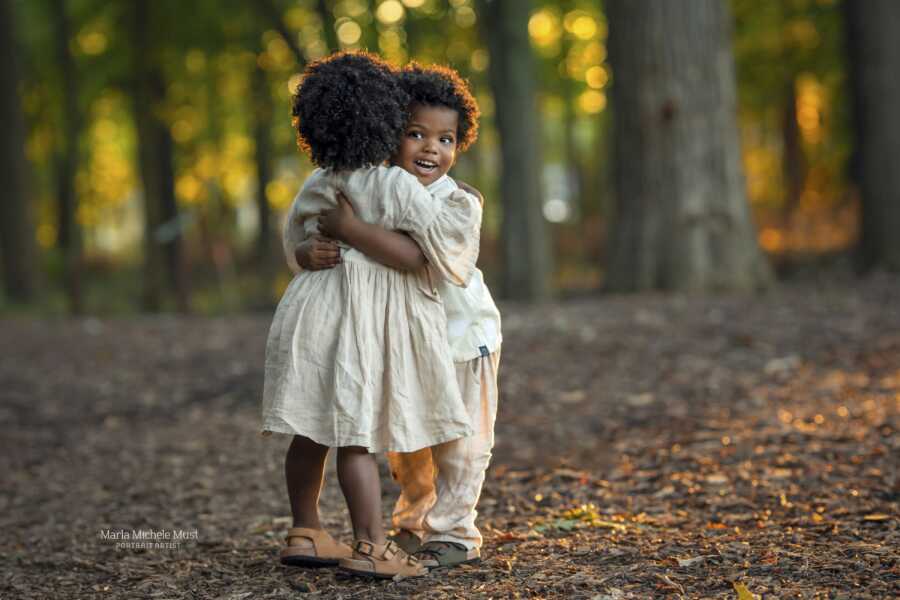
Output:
(291, 519), (322, 530)
(354, 532), (387, 546)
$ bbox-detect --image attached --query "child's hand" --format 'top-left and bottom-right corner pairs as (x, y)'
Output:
(319, 192), (357, 243)
(295, 235), (341, 270)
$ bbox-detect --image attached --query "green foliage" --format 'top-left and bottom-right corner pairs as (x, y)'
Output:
(9, 0), (857, 312)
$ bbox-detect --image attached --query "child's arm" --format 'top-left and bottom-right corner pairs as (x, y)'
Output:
(319, 192), (426, 271)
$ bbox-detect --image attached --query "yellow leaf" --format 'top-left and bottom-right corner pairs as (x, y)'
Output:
(733, 581), (759, 600)
(863, 514), (891, 522)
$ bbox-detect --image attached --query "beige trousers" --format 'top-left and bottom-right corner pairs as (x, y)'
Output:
(387, 350), (500, 550)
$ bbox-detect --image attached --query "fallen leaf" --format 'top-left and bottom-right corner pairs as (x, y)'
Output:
(559, 389), (587, 404)
(654, 573), (684, 594)
(676, 555), (713, 567)
(733, 581), (759, 600)
(862, 514), (891, 522)
(627, 393), (654, 407)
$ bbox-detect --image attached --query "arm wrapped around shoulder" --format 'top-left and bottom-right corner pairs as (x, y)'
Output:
(408, 189), (482, 287)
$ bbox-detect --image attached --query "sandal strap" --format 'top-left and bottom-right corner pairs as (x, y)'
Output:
(285, 527), (318, 543)
(353, 539), (419, 564)
(383, 540), (400, 560)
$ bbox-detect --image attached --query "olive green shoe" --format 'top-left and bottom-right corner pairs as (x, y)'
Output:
(414, 541), (480, 569)
(388, 529), (422, 554)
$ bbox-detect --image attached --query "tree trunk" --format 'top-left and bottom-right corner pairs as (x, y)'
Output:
(844, 0), (900, 272)
(132, 0), (188, 311)
(476, 0), (552, 301)
(157, 108), (189, 312)
(252, 63), (273, 265)
(604, 0), (771, 292)
(316, 0), (339, 53)
(52, 0), (83, 314)
(0, 0), (39, 303)
(560, 0), (584, 220)
(781, 81), (805, 222)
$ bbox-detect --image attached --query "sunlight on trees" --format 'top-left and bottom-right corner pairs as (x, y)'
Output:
(6, 0), (868, 311)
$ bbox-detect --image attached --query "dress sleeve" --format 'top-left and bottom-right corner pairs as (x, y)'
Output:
(352, 167), (482, 286)
(403, 188), (482, 288)
(282, 170), (332, 274)
(282, 193), (307, 274)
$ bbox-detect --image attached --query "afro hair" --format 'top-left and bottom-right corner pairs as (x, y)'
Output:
(398, 63), (480, 152)
(291, 51), (410, 170)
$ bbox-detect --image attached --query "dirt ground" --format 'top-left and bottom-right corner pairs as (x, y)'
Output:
(2, 274), (898, 599)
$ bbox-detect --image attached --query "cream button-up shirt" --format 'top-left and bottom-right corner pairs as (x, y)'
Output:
(427, 175), (502, 363)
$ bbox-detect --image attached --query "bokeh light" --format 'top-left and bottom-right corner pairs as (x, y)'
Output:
(336, 20), (363, 45)
(376, 0), (405, 25)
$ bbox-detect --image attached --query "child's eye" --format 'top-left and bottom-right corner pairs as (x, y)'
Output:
(440, 136), (455, 145)
(407, 131), (423, 139)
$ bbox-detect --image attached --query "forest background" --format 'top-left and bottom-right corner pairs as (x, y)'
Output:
(4, 0), (896, 314)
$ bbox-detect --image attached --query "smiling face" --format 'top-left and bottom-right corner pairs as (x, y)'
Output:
(392, 104), (459, 186)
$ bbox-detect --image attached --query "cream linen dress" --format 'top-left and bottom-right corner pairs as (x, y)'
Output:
(262, 166), (481, 453)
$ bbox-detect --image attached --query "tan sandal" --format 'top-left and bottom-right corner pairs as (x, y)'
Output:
(339, 539), (428, 579)
(280, 527), (352, 567)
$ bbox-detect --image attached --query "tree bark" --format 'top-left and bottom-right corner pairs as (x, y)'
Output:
(0, 0), (39, 302)
(259, 0), (306, 64)
(560, 0), (584, 220)
(316, 0), (339, 53)
(52, 0), (83, 313)
(132, 0), (188, 311)
(781, 81), (805, 222)
(604, 0), (771, 292)
(476, 0), (552, 301)
(844, 0), (900, 272)
(252, 63), (273, 265)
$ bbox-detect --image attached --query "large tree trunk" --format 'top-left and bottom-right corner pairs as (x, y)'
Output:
(132, 0), (188, 311)
(476, 0), (552, 301)
(844, 0), (900, 272)
(604, 0), (771, 291)
(0, 0), (39, 302)
(52, 0), (83, 314)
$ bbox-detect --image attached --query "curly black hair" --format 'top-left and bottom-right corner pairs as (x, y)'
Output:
(291, 51), (410, 170)
(398, 63), (480, 152)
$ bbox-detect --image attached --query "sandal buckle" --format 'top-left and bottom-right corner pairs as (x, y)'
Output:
(383, 540), (399, 559)
(355, 540), (375, 556)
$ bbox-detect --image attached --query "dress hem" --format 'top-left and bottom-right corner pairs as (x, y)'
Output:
(259, 420), (474, 454)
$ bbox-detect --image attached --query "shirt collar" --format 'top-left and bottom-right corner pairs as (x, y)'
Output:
(426, 174), (454, 194)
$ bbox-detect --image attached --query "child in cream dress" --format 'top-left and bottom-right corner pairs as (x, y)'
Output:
(262, 165), (481, 452)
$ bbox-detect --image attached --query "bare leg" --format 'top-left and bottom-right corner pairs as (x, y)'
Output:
(387, 448), (436, 538)
(337, 446), (386, 544)
(285, 435), (329, 529)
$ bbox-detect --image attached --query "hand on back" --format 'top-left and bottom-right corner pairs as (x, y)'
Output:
(295, 192), (357, 271)
(318, 192), (357, 243)
(295, 235), (341, 271)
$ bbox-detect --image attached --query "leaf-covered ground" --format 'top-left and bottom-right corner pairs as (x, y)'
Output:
(2, 275), (898, 599)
